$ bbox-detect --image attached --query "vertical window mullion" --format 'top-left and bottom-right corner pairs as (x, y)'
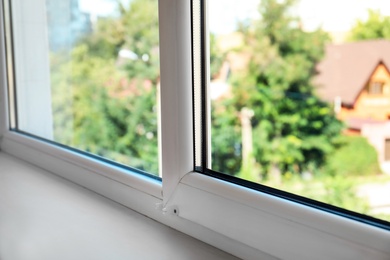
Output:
(159, 0), (194, 204)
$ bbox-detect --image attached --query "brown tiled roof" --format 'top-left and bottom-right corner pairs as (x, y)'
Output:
(315, 40), (390, 105)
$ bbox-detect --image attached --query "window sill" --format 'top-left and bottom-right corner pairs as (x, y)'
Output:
(2, 131), (390, 259)
(0, 133), (265, 259)
(170, 172), (390, 259)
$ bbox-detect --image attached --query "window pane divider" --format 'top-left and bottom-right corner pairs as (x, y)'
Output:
(159, 0), (194, 205)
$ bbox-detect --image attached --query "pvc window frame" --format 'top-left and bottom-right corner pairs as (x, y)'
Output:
(0, 0), (389, 259)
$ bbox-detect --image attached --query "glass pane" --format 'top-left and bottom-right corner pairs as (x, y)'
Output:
(209, 0), (390, 222)
(9, 0), (160, 176)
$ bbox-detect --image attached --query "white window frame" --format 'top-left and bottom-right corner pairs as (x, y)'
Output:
(0, 0), (389, 259)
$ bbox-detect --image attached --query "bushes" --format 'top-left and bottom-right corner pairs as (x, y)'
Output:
(262, 136), (380, 216)
(324, 136), (381, 177)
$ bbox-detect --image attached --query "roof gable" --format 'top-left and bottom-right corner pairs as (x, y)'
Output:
(315, 40), (390, 105)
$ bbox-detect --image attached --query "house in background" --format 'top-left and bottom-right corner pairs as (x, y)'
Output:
(316, 40), (390, 172)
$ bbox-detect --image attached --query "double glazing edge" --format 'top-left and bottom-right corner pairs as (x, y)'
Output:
(2, 0), (16, 129)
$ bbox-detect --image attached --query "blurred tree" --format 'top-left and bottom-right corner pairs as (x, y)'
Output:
(348, 9), (390, 41)
(213, 0), (343, 181)
(51, 0), (160, 174)
(83, 0), (160, 83)
(211, 97), (242, 175)
(209, 33), (226, 79)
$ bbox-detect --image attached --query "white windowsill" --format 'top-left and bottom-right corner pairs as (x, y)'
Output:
(0, 152), (238, 260)
(2, 132), (390, 259)
(0, 132), (268, 260)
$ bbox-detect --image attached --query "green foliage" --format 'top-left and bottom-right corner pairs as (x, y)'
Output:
(348, 9), (390, 41)
(50, 0), (160, 174)
(324, 136), (381, 177)
(268, 174), (370, 215)
(210, 33), (226, 79)
(211, 98), (242, 174)
(322, 176), (369, 213)
(83, 0), (160, 82)
(119, 0), (160, 82)
(216, 0), (342, 179)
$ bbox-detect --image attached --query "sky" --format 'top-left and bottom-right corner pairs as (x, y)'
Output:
(79, 0), (130, 21)
(79, 0), (390, 34)
(209, 0), (390, 34)
(295, 0), (390, 32)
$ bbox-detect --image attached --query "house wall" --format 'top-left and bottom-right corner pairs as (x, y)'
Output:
(362, 122), (390, 173)
(339, 64), (390, 121)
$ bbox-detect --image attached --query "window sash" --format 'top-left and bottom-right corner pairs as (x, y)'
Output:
(194, 0), (390, 231)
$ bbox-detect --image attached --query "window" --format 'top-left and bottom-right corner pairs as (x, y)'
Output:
(201, 0), (390, 228)
(0, 0), (389, 259)
(369, 82), (384, 95)
(6, 0), (160, 176)
(385, 139), (390, 161)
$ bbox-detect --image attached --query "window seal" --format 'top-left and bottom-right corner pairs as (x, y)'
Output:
(196, 167), (390, 231)
(13, 129), (161, 181)
(1, 131), (162, 199)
